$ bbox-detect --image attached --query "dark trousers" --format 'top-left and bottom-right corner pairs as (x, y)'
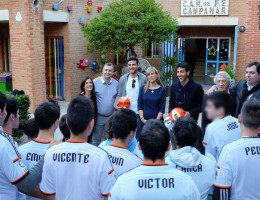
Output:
(136, 116), (143, 141)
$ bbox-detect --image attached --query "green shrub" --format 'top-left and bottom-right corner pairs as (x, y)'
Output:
(5, 91), (31, 138)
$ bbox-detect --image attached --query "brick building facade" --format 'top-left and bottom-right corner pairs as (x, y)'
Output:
(0, 0), (259, 110)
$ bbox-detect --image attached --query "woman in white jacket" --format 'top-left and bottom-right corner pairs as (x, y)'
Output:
(166, 117), (216, 200)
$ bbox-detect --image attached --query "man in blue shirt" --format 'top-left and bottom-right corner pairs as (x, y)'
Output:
(169, 62), (204, 122)
(93, 63), (118, 146)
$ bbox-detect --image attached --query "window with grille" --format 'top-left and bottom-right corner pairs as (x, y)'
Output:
(144, 42), (161, 58)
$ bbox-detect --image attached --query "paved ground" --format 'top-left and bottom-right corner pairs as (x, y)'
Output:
(18, 84), (211, 144)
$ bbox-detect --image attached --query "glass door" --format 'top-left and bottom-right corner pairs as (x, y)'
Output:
(205, 38), (230, 85)
(178, 38), (185, 63)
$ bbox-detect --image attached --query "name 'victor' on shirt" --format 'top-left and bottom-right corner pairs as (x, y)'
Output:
(53, 153), (89, 163)
(138, 178), (174, 189)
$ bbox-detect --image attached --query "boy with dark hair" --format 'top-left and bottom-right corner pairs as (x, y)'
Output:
(40, 96), (115, 200)
(23, 119), (39, 141)
(214, 98), (260, 200)
(166, 117), (216, 200)
(102, 109), (142, 178)
(109, 119), (200, 200)
(203, 91), (240, 161)
(169, 62), (204, 122)
(3, 98), (20, 135)
(0, 92), (50, 200)
(59, 114), (70, 141)
(19, 102), (60, 200)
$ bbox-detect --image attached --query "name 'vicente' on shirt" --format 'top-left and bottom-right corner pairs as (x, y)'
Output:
(53, 153), (89, 163)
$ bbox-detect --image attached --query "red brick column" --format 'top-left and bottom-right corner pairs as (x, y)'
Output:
(9, 0), (46, 112)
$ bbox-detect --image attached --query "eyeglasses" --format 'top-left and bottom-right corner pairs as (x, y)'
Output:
(132, 79), (136, 88)
(175, 90), (186, 104)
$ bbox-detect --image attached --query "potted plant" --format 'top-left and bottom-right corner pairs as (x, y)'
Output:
(220, 63), (236, 81)
(162, 56), (177, 96)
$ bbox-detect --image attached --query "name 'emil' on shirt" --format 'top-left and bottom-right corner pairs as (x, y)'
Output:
(26, 152), (44, 162)
(53, 153), (89, 163)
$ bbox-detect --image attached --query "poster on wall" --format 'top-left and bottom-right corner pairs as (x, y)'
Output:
(181, 0), (229, 16)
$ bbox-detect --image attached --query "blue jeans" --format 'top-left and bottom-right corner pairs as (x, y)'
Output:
(93, 114), (109, 146)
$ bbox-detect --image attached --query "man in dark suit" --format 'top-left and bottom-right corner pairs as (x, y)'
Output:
(206, 61), (260, 118)
(233, 62), (260, 117)
(201, 71), (236, 133)
(169, 62), (204, 122)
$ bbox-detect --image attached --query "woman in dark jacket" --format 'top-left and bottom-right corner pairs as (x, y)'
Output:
(79, 76), (98, 143)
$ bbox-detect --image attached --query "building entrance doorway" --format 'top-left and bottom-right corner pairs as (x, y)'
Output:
(178, 37), (231, 85)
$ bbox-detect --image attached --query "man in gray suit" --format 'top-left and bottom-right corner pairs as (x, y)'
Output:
(114, 57), (147, 114)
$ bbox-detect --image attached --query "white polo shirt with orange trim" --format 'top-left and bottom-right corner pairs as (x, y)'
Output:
(215, 137), (260, 200)
(203, 115), (240, 161)
(40, 140), (116, 200)
(18, 138), (50, 200)
(102, 144), (142, 178)
(0, 131), (28, 200)
(109, 163), (200, 200)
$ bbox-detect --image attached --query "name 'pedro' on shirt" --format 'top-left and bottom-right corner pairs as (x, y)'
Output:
(53, 153), (89, 163)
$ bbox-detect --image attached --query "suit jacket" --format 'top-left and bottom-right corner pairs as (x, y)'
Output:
(231, 80), (260, 117)
(201, 89), (236, 134)
(114, 72), (147, 105)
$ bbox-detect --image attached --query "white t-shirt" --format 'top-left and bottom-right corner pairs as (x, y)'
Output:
(203, 115), (241, 161)
(109, 163), (200, 200)
(215, 137), (260, 200)
(126, 76), (139, 113)
(40, 140), (116, 200)
(166, 147), (216, 200)
(99, 139), (143, 160)
(0, 132), (29, 200)
(18, 139), (50, 200)
(102, 144), (142, 178)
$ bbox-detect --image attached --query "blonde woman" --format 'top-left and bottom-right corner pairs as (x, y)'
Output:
(137, 67), (166, 139)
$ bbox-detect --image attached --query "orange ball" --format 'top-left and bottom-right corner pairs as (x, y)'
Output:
(169, 107), (185, 122)
(117, 97), (131, 109)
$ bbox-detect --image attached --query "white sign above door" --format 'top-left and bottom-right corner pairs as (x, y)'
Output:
(181, 0), (229, 16)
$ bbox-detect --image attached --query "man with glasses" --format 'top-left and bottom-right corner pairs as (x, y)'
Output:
(115, 57), (146, 113)
(169, 62), (204, 122)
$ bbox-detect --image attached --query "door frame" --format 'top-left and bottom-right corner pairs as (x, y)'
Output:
(178, 37), (231, 85)
(44, 36), (65, 100)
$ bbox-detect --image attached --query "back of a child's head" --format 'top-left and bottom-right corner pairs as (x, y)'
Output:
(173, 117), (205, 154)
(4, 98), (19, 125)
(112, 109), (137, 140)
(34, 102), (60, 130)
(67, 96), (94, 136)
(59, 114), (70, 140)
(23, 118), (39, 140)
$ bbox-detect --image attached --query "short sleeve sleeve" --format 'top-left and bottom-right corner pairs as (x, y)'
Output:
(203, 129), (217, 159)
(0, 142), (28, 184)
(108, 180), (122, 200)
(39, 153), (56, 195)
(214, 148), (232, 188)
(100, 154), (116, 196)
